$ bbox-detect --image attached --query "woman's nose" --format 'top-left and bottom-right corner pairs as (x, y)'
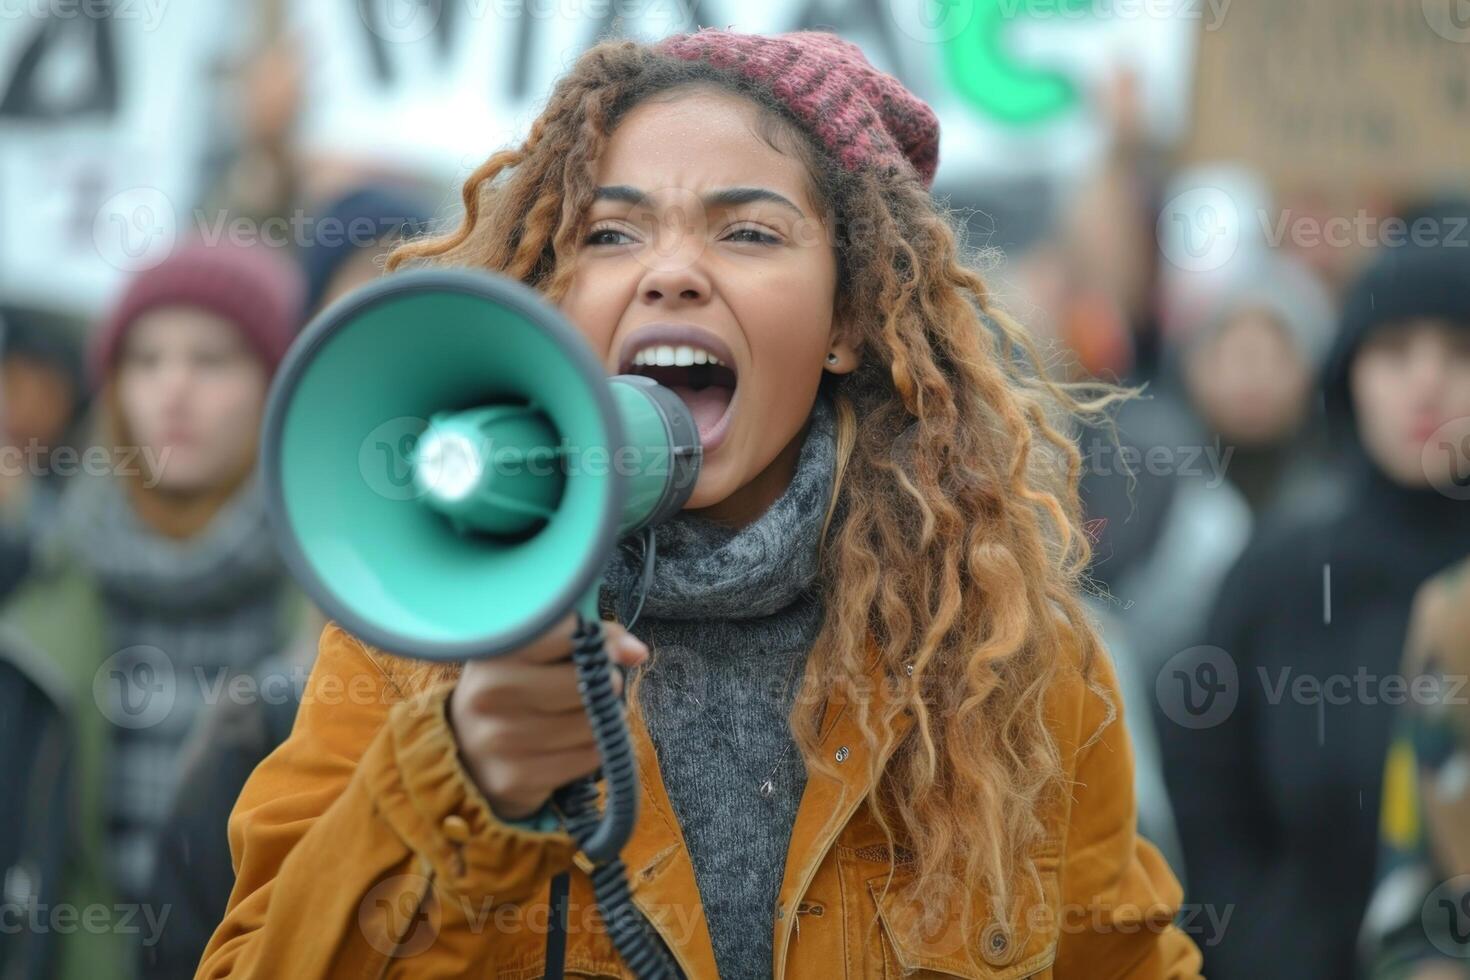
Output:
(637, 242), (711, 305)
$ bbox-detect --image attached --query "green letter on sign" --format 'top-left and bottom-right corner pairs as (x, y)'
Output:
(939, 0), (1092, 126)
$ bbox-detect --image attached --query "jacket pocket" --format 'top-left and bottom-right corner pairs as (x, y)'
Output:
(867, 853), (1060, 979)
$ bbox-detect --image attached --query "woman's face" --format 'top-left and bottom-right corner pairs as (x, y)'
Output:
(2, 356), (76, 447)
(116, 306), (269, 493)
(1186, 310), (1312, 446)
(1350, 318), (1470, 488)
(558, 86), (857, 525)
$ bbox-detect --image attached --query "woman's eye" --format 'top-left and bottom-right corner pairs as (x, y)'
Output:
(188, 350), (238, 372)
(725, 226), (780, 245)
(585, 227), (634, 246)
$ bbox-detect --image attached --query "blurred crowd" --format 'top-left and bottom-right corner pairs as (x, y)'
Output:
(2, 14), (1469, 980)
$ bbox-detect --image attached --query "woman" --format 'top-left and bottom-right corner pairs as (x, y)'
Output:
(1, 239), (309, 980)
(199, 30), (1201, 978)
(142, 182), (435, 980)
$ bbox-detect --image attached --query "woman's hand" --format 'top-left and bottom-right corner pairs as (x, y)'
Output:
(448, 613), (649, 820)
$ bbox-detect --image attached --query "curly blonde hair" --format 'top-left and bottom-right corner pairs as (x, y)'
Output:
(385, 36), (1120, 939)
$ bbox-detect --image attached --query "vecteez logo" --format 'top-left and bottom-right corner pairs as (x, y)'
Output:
(1156, 645), (1238, 729)
(93, 646), (176, 729)
(1156, 187), (1242, 274)
(92, 187), (177, 273)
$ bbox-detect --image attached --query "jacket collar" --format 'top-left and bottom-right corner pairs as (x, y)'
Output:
(573, 632), (915, 979)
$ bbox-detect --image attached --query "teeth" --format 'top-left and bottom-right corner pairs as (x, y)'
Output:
(627, 342), (726, 369)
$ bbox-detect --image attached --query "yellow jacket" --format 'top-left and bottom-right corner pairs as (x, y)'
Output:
(197, 622), (1203, 978)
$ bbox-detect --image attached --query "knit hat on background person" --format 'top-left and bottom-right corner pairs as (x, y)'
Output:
(89, 238), (306, 389)
(1323, 200), (1470, 431)
(653, 28), (940, 189)
(1188, 255), (1338, 371)
(299, 184), (435, 314)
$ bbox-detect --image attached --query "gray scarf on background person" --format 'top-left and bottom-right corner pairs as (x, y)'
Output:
(60, 469), (286, 614)
(58, 471), (293, 900)
(598, 392), (837, 980)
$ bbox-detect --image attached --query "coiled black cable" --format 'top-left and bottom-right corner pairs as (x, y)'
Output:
(548, 611), (683, 979)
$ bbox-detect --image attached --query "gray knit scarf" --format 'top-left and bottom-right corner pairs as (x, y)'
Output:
(598, 392), (837, 980)
(59, 471), (293, 899)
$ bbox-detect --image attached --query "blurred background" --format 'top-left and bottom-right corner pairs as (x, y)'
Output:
(2, 1), (1469, 978)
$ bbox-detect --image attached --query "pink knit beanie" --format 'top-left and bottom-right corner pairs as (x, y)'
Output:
(653, 28), (940, 190)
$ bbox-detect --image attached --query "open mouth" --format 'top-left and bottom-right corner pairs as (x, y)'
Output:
(619, 342), (739, 450)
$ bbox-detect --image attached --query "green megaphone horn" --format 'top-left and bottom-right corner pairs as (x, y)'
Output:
(262, 267), (700, 657)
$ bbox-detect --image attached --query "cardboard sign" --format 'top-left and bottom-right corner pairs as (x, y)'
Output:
(1182, 0), (1470, 191)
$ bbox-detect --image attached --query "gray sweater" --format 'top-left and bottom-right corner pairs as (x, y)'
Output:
(599, 392), (837, 980)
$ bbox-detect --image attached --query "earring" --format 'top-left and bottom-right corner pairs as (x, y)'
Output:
(826, 352), (839, 365)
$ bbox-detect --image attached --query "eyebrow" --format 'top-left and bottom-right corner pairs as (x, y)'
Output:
(593, 185), (806, 218)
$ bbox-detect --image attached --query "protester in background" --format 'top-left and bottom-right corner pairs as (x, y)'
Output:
(1361, 559), (1470, 978)
(1159, 227), (1470, 980)
(299, 182), (435, 314)
(134, 182), (433, 979)
(1175, 255), (1337, 517)
(0, 308), (88, 602)
(1091, 255), (1337, 695)
(0, 239), (309, 980)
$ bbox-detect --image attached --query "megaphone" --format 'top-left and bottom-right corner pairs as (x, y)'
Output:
(262, 267), (700, 661)
(260, 267), (697, 979)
